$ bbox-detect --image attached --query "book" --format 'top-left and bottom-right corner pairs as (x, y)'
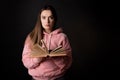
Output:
(30, 40), (67, 58)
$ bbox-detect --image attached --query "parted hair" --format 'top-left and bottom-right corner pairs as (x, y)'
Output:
(29, 5), (58, 45)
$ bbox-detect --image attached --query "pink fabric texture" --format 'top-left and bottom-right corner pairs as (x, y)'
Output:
(22, 28), (72, 80)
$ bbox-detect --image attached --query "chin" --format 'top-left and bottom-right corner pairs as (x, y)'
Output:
(45, 27), (50, 29)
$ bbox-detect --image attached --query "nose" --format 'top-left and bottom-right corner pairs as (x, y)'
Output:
(46, 18), (50, 23)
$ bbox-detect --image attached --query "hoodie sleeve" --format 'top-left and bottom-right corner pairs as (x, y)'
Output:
(22, 35), (42, 69)
(62, 34), (72, 69)
(53, 33), (72, 71)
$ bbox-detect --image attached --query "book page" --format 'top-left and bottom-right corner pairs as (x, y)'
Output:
(30, 42), (67, 58)
(49, 48), (67, 57)
(30, 44), (48, 57)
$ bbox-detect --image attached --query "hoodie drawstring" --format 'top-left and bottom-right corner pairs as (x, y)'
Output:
(48, 34), (52, 50)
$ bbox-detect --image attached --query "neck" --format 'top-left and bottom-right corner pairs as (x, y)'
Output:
(45, 29), (52, 33)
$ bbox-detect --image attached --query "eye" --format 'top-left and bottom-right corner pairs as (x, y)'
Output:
(41, 16), (46, 19)
(49, 16), (54, 19)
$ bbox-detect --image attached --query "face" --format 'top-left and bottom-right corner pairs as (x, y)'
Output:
(40, 10), (55, 32)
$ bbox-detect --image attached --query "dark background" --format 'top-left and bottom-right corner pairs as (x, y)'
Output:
(0, 0), (119, 80)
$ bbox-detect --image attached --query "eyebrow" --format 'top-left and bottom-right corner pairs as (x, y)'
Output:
(41, 15), (54, 18)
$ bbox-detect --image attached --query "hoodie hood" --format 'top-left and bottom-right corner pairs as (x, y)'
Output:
(42, 27), (64, 50)
(43, 27), (63, 35)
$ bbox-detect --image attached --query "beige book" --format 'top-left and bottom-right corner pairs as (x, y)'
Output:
(30, 40), (67, 58)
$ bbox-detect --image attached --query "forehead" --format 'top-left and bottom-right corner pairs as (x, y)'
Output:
(41, 10), (52, 16)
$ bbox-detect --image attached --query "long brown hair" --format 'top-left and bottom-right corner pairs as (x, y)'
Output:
(29, 5), (57, 45)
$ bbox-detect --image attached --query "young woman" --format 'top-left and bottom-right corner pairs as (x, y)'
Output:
(22, 5), (72, 80)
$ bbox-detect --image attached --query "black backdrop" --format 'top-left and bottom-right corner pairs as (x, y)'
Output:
(0, 0), (119, 80)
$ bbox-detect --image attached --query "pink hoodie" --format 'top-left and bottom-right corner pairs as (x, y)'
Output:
(22, 28), (72, 80)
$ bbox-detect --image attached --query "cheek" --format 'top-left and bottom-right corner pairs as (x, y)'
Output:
(50, 20), (55, 25)
(41, 20), (45, 25)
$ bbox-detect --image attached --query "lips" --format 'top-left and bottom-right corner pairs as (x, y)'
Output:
(46, 25), (49, 26)
(45, 24), (50, 27)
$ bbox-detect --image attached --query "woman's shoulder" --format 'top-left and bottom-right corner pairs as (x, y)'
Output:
(24, 34), (33, 44)
(55, 27), (68, 37)
(58, 32), (67, 37)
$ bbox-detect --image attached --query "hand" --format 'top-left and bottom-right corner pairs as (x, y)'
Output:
(32, 57), (43, 64)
